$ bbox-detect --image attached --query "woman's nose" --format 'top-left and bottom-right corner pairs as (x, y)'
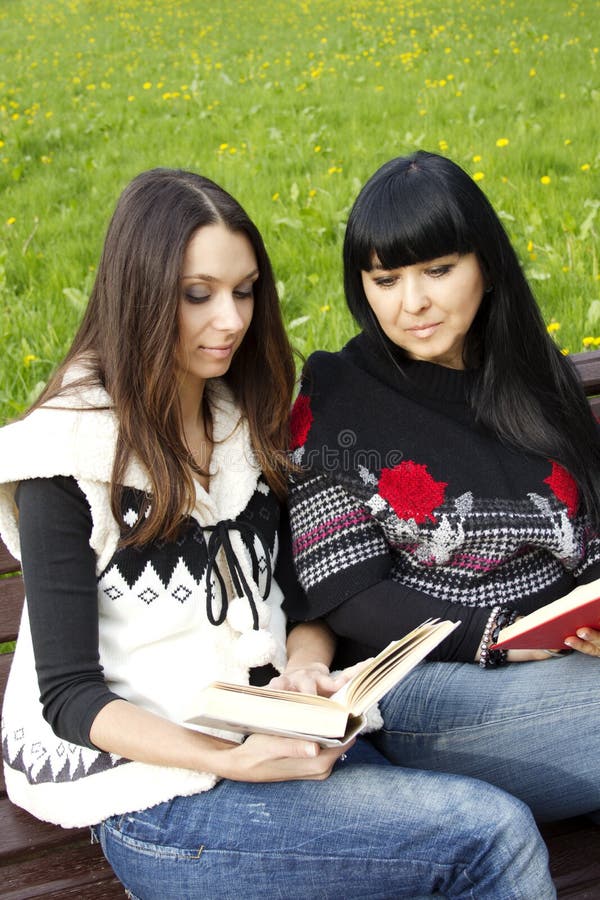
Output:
(401, 275), (430, 314)
(212, 294), (245, 331)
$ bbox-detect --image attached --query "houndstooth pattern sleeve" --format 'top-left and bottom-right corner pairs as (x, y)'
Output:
(287, 470), (391, 619)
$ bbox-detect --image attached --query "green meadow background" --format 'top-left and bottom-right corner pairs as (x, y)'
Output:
(1, 0), (599, 425)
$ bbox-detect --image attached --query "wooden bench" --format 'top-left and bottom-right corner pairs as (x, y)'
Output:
(1, 349), (600, 897)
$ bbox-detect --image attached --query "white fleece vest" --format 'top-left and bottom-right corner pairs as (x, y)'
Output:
(0, 380), (288, 827)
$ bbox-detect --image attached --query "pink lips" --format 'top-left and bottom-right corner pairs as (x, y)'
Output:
(199, 344), (235, 359)
(405, 323), (441, 338)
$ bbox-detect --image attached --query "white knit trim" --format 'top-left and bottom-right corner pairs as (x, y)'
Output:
(4, 757), (219, 829)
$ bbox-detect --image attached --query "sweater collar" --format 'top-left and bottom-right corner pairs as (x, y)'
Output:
(344, 331), (477, 406)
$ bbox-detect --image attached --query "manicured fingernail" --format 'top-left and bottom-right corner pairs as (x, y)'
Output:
(576, 630), (588, 640)
(564, 638), (575, 647)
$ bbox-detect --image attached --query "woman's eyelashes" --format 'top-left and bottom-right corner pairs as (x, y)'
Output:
(372, 264), (454, 288)
(183, 283), (255, 304)
(426, 264), (453, 278)
(184, 289), (211, 304)
(233, 287), (254, 299)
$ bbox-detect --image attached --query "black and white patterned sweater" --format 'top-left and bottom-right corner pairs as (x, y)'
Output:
(0, 378), (289, 827)
(286, 333), (600, 667)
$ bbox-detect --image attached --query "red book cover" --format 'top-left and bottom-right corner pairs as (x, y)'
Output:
(491, 580), (600, 650)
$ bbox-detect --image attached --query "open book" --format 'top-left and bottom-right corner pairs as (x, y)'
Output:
(187, 619), (460, 746)
(491, 577), (600, 650)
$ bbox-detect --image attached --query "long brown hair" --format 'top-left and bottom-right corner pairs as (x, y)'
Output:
(31, 169), (296, 545)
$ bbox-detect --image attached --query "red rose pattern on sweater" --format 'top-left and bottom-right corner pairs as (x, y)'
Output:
(378, 461), (448, 525)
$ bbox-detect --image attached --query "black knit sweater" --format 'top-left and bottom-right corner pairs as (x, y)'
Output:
(285, 332), (600, 666)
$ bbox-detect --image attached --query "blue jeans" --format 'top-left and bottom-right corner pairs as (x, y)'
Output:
(93, 740), (555, 899)
(371, 652), (600, 822)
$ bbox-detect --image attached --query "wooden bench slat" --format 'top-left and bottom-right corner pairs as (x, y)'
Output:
(0, 797), (92, 860)
(570, 350), (600, 395)
(0, 841), (123, 899)
(542, 817), (600, 894)
(0, 574), (24, 643)
(0, 541), (19, 576)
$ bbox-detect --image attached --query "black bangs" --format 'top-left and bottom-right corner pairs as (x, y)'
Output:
(349, 162), (474, 272)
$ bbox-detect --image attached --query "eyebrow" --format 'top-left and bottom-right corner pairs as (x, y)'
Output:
(181, 268), (260, 282)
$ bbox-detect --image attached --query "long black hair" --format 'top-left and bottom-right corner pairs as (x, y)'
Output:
(343, 150), (600, 525)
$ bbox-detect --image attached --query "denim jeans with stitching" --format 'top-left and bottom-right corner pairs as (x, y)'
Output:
(371, 652), (600, 822)
(93, 739), (556, 900)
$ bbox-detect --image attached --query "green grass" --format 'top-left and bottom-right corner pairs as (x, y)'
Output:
(1, 0), (599, 424)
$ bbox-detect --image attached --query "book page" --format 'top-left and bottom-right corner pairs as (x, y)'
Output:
(331, 620), (460, 714)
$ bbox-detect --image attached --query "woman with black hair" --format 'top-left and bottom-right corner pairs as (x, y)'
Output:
(0, 167), (556, 898)
(287, 150), (600, 823)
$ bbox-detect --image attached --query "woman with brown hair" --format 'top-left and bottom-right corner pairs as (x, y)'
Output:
(0, 168), (556, 899)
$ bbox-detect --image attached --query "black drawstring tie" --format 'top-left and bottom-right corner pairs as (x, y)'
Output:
(204, 520), (272, 630)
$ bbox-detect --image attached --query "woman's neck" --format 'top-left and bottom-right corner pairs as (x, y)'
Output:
(177, 377), (211, 489)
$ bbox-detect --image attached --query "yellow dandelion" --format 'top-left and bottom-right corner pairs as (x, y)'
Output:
(272, 192), (280, 201)
(529, 68), (536, 77)
(308, 189), (317, 198)
(546, 322), (561, 334)
(320, 304), (330, 313)
(439, 139), (448, 151)
(142, 81), (152, 90)
(472, 154), (482, 163)
(23, 354), (38, 367)
(219, 143), (228, 151)
(581, 163), (590, 171)
(583, 337), (595, 347)
(314, 145), (321, 153)
(540, 175), (551, 185)
(496, 138), (509, 148)
(473, 172), (485, 182)
(564, 139), (572, 145)
(6, 216), (16, 225)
